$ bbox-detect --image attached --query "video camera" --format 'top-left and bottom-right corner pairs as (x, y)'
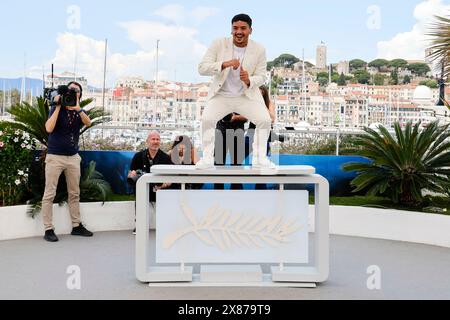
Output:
(44, 87), (58, 105)
(43, 64), (77, 108)
(44, 85), (78, 108)
(127, 169), (144, 186)
(57, 85), (78, 108)
(43, 64), (78, 108)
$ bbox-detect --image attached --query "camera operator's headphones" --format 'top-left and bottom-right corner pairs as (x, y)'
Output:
(67, 81), (83, 100)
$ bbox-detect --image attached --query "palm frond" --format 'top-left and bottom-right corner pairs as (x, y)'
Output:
(6, 97), (50, 146)
(80, 107), (112, 135)
(344, 121), (450, 205)
(80, 161), (112, 202)
(426, 15), (450, 79)
(5, 96), (111, 146)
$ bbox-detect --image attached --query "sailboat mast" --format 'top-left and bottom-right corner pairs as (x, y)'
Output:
(102, 39), (108, 139)
(302, 49), (306, 123)
(20, 54), (26, 104)
(74, 44), (78, 81)
(102, 39), (108, 112)
(2, 80), (5, 116)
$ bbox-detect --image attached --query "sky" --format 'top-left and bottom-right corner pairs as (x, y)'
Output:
(0, 0), (448, 87)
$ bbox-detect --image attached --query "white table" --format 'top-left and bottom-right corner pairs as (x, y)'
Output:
(136, 165), (329, 287)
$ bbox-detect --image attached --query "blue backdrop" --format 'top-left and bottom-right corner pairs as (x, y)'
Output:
(78, 151), (371, 195)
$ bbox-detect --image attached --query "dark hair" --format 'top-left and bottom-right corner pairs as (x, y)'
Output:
(67, 81), (83, 100)
(232, 14), (252, 28)
(171, 135), (193, 151)
(259, 86), (270, 110)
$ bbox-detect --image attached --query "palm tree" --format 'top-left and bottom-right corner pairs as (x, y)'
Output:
(343, 122), (450, 206)
(427, 15), (450, 82)
(4, 97), (50, 146)
(5, 96), (110, 147)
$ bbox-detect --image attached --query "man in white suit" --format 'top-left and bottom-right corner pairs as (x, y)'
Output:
(196, 14), (276, 169)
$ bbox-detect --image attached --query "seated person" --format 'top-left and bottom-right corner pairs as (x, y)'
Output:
(169, 135), (200, 165)
(169, 135), (203, 190)
(128, 131), (173, 234)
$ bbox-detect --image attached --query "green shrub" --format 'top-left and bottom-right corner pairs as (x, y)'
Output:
(0, 124), (37, 206)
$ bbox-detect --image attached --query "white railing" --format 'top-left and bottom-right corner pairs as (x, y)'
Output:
(81, 125), (381, 155)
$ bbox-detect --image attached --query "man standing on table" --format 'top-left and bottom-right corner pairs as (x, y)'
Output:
(196, 13), (275, 170)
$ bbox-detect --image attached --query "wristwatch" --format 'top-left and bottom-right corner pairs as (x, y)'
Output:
(77, 109), (86, 115)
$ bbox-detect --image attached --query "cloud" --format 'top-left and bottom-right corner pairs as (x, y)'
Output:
(154, 4), (219, 26)
(377, 0), (450, 60)
(31, 4), (219, 87)
(32, 33), (157, 87)
(117, 20), (209, 83)
(190, 6), (220, 23)
(118, 21), (207, 57)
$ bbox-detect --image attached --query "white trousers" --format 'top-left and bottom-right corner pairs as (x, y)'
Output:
(201, 95), (271, 161)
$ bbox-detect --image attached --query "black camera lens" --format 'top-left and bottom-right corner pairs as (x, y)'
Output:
(127, 170), (144, 186)
(61, 89), (78, 108)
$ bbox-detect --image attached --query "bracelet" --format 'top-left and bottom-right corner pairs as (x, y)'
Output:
(77, 109), (86, 115)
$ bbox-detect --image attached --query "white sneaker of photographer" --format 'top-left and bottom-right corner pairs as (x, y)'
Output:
(195, 158), (215, 170)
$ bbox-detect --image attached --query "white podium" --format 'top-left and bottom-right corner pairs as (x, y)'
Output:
(136, 165), (329, 287)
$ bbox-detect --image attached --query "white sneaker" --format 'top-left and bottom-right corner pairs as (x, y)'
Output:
(195, 158), (215, 170)
(252, 157), (277, 169)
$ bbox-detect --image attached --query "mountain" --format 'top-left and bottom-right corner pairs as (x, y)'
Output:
(0, 78), (44, 96)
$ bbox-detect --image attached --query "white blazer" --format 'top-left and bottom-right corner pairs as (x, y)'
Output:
(199, 37), (267, 103)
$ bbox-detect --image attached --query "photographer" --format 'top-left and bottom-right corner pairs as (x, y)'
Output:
(42, 81), (93, 242)
(169, 135), (203, 190)
(128, 131), (173, 234)
(214, 113), (248, 190)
